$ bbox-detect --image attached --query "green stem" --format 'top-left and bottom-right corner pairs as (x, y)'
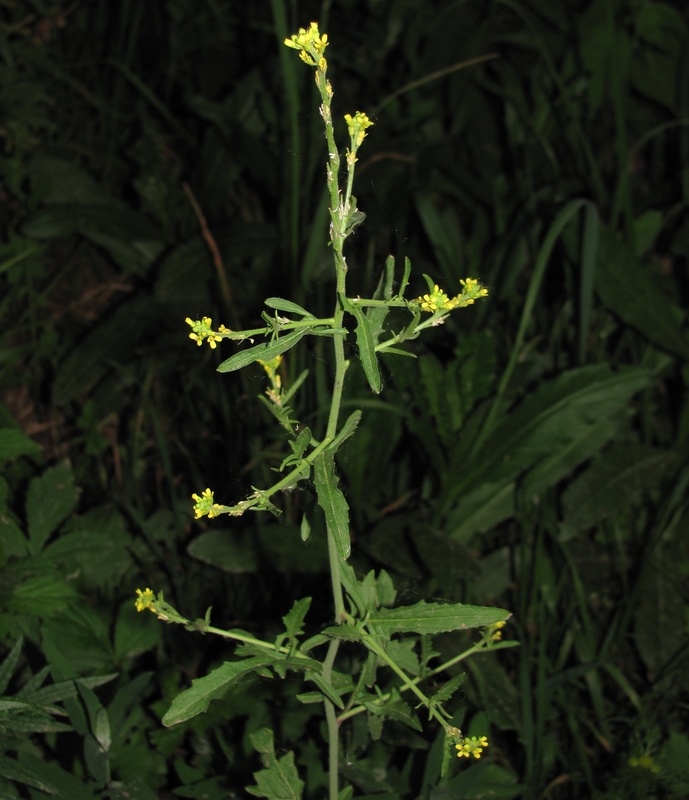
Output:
(338, 640), (489, 723)
(361, 634), (450, 730)
(327, 521), (346, 624)
(323, 639), (341, 800)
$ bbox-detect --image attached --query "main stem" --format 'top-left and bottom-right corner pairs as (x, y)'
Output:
(317, 58), (349, 800)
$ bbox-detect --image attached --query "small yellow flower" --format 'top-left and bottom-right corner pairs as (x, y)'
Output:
(487, 620), (506, 641)
(284, 22), (328, 68)
(417, 285), (455, 313)
(192, 487), (224, 519)
(257, 355), (283, 387)
(185, 317), (225, 348)
(344, 111), (373, 148)
(456, 736), (489, 759)
(135, 588), (155, 613)
(414, 278), (488, 313)
(629, 754), (661, 774)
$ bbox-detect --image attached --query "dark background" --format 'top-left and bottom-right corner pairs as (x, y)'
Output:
(1, 1), (688, 798)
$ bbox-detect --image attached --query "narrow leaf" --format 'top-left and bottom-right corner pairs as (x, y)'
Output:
(326, 411), (362, 455)
(163, 656), (271, 726)
(307, 674), (345, 708)
(0, 753), (60, 795)
(350, 304), (382, 393)
(313, 453), (351, 560)
(264, 298), (313, 317)
(398, 256), (412, 299)
(0, 637), (23, 695)
(368, 600), (509, 635)
(217, 329), (310, 373)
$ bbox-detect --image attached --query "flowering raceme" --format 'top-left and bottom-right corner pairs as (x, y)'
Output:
(415, 278), (488, 313)
(456, 736), (489, 759)
(185, 317), (230, 349)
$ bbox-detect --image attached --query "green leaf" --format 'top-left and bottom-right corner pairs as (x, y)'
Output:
(188, 529), (260, 572)
(26, 461), (79, 555)
(0, 754), (60, 795)
(217, 329), (310, 373)
(14, 753), (97, 800)
(313, 453), (351, 560)
(432, 762), (524, 800)
(282, 598), (311, 644)
(42, 505), (133, 590)
(444, 365), (651, 540)
(8, 575), (77, 617)
(246, 728), (304, 800)
(306, 674), (345, 709)
(300, 513), (311, 542)
(0, 429), (41, 462)
(596, 226), (689, 360)
(398, 256), (412, 299)
(0, 638), (22, 694)
(432, 673), (467, 705)
(561, 442), (677, 536)
(385, 640), (420, 676)
(264, 298), (313, 317)
(368, 600), (509, 635)
(366, 255), (395, 343)
(163, 656), (271, 726)
(326, 411), (362, 455)
(321, 624), (363, 642)
(349, 302), (382, 394)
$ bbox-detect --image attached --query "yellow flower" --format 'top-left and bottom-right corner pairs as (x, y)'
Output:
(284, 22), (328, 68)
(185, 317), (225, 348)
(416, 285), (455, 313)
(135, 588), (155, 613)
(257, 355), (283, 386)
(486, 620), (506, 641)
(344, 111), (373, 148)
(456, 736), (489, 759)
(192, 487), (224, 519)
(414, 278), (488, 313)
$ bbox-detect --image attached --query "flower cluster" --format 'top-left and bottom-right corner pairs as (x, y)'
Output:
(135, 587), (155, 613)
(185, 317), (230, 349)
(629, 754), (661, 774)
(192, 487), (224, 519)
(415, 278), (488, 313)
(257, 355), (284, 406)
(486, 620), (506, 641)
(456, 736), (489, 759)
(284, 22), (328, 69)
(344, 111), (374, 148)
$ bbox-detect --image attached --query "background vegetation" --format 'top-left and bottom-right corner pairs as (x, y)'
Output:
(1, 0), (688, 798)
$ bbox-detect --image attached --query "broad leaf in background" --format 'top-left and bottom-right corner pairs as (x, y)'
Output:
(0, 428), (41, 462)
(561, 442), (678, 537)
(443, 365), (650, 541)
(246, 728), (304, 800)
(26, 461), (79, 556)
(596, 226), (689, 361)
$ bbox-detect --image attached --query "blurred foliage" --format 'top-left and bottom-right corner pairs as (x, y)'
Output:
(1, 0), (688, 798)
